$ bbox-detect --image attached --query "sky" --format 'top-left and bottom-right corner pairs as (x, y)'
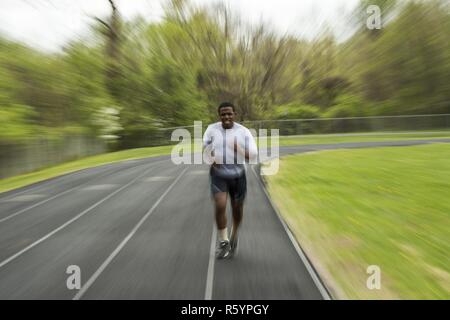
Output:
(0, 0), (361, 52)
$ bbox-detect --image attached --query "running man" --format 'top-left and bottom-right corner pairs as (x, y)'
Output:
(203, 102), (258, 259)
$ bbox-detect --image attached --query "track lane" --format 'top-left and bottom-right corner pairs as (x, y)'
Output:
(0, 163), (183, 299)
(0, 139), (448, 299)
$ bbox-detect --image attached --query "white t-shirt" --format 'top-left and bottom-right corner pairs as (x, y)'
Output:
(203, 122), (258, 178)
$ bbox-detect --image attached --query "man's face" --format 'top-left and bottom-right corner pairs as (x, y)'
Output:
(219, 106), (235, 129)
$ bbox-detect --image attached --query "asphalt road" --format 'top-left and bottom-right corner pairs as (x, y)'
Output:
(0, 138), (448, 300)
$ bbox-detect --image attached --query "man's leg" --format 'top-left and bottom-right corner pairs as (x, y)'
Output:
(229, 174), (246, 256)
(230, 199), (243, 242)
(210, 172), (232, 259)
(213, 191), (232, 259)
(214, 192), (228, 240)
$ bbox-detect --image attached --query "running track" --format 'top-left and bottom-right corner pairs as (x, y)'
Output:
(0, 139), (448, 299)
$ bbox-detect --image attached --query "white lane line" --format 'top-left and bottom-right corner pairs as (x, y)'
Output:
(2, 194), (47, 202)
(0, 159), (149, 201)
(81, 184), (118, 191)
(189, 170), (208, 175)
(0, 165), (114, 202)
(143, 176), (172, 182)
(0, 165), (157, 269)
(0, 187), (80, 224)
(73, 167), (188, 300)
(0, 187), (39, 202)
(0, 160), (166, 225)
(250, 165), (332, 300)
(204, 224), (217, 300)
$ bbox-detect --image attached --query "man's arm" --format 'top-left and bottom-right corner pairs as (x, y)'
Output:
(203, 126), (216, 164)
(233, 141), (249, 161)
(234, 129), (258, 163)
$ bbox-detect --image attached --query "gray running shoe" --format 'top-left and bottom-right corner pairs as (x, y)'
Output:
(229, 236), (239, 258)
(216, 240), (231, 259)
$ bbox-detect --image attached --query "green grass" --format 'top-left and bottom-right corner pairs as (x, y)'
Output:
(265, 143), (450, 299)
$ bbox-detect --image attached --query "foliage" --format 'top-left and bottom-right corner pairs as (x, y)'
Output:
(0, 0), (449, 149)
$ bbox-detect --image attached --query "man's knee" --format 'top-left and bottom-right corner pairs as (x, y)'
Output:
(214, 193), (227, 211)
(215, 206), (227, 215)
(231, 197), (244, 208)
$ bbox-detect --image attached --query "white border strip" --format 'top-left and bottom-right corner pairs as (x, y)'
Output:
(250, 165), (332, 300)
(73, 167), (188, 300)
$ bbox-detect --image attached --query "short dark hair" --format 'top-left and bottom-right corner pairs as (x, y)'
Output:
(218, 102), (235, 113)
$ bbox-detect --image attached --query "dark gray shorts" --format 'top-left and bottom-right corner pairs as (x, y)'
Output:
(210, 167), (247, 203)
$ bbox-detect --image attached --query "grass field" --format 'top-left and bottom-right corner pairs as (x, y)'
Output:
(265, 143), (450, 299)
(1, 131), (450, 194)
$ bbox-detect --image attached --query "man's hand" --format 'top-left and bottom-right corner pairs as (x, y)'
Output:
(234, 141), (250, 161)
(203, 142), (216, 165)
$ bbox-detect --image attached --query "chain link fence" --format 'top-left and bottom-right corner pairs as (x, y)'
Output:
(154, 114), (450, 144)
(0, 135), (106, 179)
(3, 114), (448, 179)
